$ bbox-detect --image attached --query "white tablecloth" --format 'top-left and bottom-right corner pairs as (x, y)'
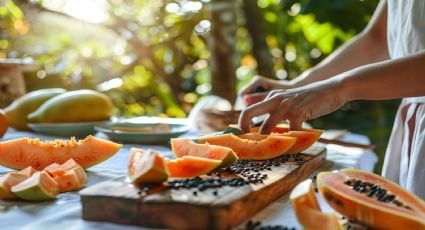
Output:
(0, 119), (378, 230)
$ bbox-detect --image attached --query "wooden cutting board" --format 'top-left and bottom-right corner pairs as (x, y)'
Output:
(80, 145), (326, 230)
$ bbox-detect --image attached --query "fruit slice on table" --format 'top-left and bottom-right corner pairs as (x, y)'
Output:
(45, 159), (87, 192)
(0, 166), (37, 199)
(128, 148), (168, 185)
(198, 133), (296, 160)
(4, 88), (66, 131)
(171, 138), (238, 166)
(27, 89), (114, 123)
(165, 156), (221, 178)
(317, 168), (425, 229)
(246, 125), (323, 154)
(11, 171), (59, 201)
(290, 179), (342, 230)
(0, 136), (122, 170)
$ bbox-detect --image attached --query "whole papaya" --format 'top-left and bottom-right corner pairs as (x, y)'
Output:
(27, 90), (114, 123)
(4, 88), (67, 130)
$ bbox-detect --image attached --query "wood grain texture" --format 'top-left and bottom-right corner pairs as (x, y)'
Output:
(80, 146), (326, 229)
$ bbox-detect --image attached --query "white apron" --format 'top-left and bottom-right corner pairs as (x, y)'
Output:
(382, 0), (425, 199)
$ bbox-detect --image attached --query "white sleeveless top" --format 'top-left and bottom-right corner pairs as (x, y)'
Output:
(382, 0), (425, 199)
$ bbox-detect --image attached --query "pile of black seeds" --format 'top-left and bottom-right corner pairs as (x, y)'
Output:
(243, 220), (296, 230)
(344, 179), (411, 209)
(219, 154), (305, 183)
(167, 176), (250, 192)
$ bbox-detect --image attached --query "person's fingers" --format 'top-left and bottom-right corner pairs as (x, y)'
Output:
(242, 92), (269, 105)
(259, 109), (285, 134)
(289, 119), (303, 131)
(238, 98), (277, 132)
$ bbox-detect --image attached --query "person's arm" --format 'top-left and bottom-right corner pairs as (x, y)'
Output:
(291, 0), (389, 87)
(239, 0), (389, 105)
(238, 49), (425, 133)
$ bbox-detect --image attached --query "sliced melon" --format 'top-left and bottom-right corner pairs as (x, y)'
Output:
(11, 171), (59, 201)
(165, 156), (221, 178)
(290, 179), (342, 230)
(45, 159), (87, 192)
(0, 172), (29, 199)
(0, 136), (122, 170)
(128, 148), (168, 185)
(0, 167), (37, 200)
(171, 138), (238, 166)
(198, 133), (296, 160)
(55, 167), (87, 192)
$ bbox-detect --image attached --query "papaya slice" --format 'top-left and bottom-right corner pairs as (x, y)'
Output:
(128, 148), (168, 185)
(317, 168), (425, 229)
(0, 136), (122, 170)
(246, 125), (323, 154)
(45, 159), (87, 192)
(165, 156), (221, 178)
(199, 133), (296, 160)
(171, 138), (238, 166)
(290, 179), (342, 230)
(11, 171), (59, 201)
(0, 166), (37, 199)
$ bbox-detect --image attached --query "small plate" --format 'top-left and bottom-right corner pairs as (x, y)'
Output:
(28, 121), (109, 138)
(94, 122), (190, 144)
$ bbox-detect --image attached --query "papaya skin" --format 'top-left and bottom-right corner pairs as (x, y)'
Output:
(317, 169), (425, 230)
(27, 89), (114, 123)
(4, 88), (67, 130)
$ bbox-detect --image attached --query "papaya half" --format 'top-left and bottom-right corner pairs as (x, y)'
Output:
(4, 88), (67, 130)
(27, 89), (114, 123)
(317, 168), (425, 230)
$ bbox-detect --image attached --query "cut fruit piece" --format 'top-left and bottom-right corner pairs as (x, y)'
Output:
(317, 168), (425, 229)
(45, 159), (87, 192)
(0, 166), (38, 199)
(165, 156), (221, 178)
(290, 179), (342, 230)
(0, 172), (29, 199)
(0, 136), (122, 170)
(247, 125), (323, 154)
(128, 148), (168, 185)
(55, 167), (87, 192)
(199, 133), (296, 160)
(171, 138), (238, 166)
(11, 171), (59, 201)
(18, 166), (37, 177)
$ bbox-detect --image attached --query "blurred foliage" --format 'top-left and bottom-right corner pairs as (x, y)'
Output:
(0, 0), (398, 172)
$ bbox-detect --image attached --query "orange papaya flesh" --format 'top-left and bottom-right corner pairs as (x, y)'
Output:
(44, 159), (87, 192)
(290, 179), (342, 230)
(0, 166), (37, 199)
(128, 148), (168, 184)
(317, 168), (425, 230)
(247, 125), (323, 154)
(0, 136), (122, 170)
(165, 156), (221, 178)
(171, 138), (238, 166)
(198, 133), (296, 160)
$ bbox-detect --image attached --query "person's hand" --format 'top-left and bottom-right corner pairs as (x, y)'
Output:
(239, 75), (293, 105)
(238, 78), (349, 133)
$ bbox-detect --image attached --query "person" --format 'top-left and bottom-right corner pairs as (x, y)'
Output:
(238, 0), (425, 199)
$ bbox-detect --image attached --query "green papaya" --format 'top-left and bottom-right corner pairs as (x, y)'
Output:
(27, 90), (114, 123)
(4, 88), (67, 130)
